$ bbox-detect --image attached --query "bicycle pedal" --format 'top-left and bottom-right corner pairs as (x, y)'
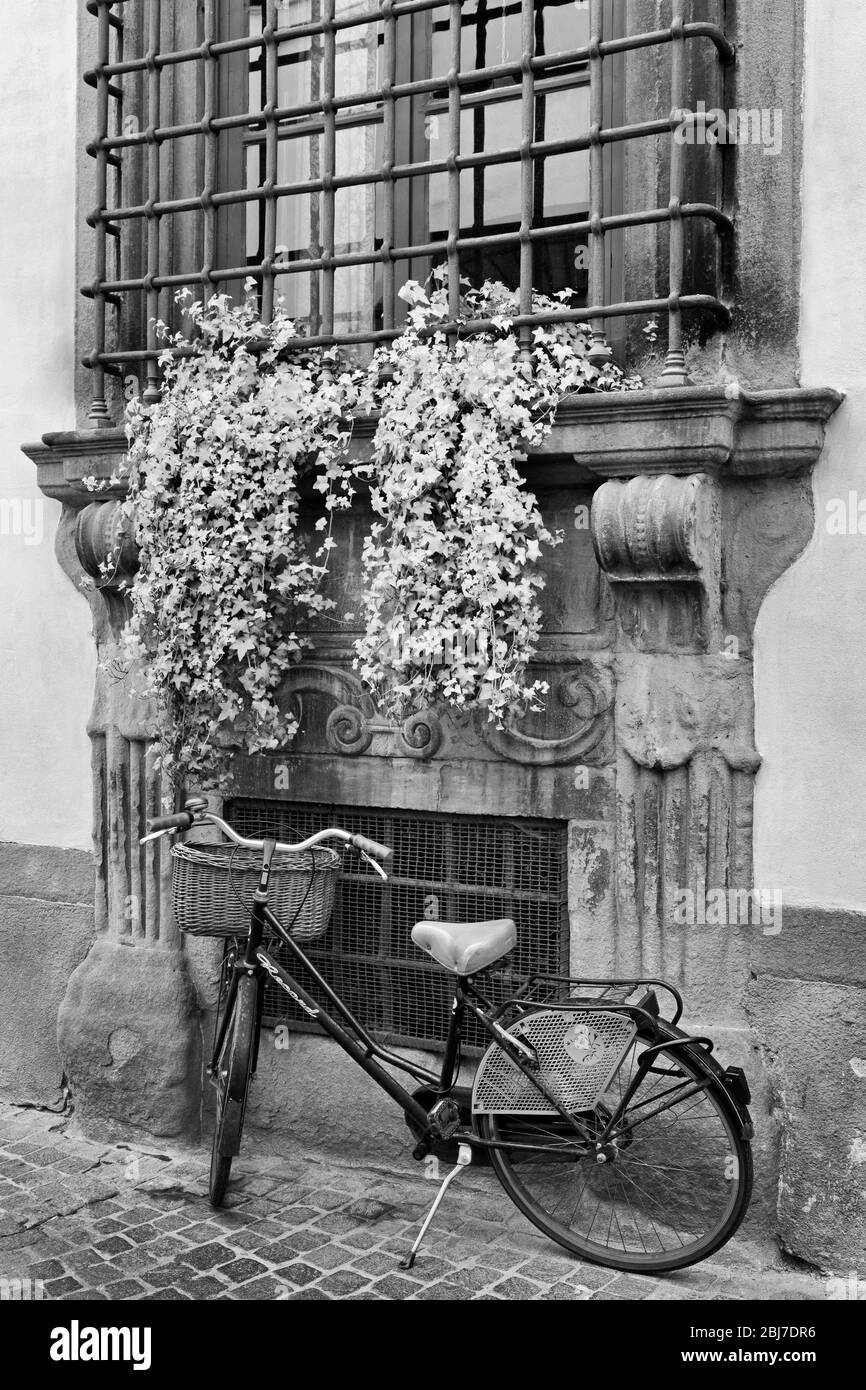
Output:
(428, 1098), (461, 1140)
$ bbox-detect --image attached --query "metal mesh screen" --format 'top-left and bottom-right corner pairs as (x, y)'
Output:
(472, 1008), (636, 1113)
(226, 797), (569, 1051)
(83, 1), (735, 423)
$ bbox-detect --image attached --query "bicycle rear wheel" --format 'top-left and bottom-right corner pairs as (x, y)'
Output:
(478, 1022), (752, 1273)
(209, 972), (258, 1207)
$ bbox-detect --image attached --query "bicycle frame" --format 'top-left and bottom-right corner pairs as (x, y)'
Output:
(207, 838), (723, 1160)
(154, 802), (755, 1269)
(207, 846), (619, 1156)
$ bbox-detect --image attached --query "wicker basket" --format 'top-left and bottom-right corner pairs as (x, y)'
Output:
(170, 841), (341, 942)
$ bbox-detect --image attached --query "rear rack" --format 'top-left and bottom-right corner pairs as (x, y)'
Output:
(489, 974), (684, 1028)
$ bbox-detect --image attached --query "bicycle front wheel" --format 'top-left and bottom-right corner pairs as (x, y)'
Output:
(478, 1024), (752, 1273)
(209, 972), (258, 1207)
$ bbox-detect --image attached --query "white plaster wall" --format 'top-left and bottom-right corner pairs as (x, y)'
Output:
(0, 2), (94, 849)
(754, 0), (866, 911)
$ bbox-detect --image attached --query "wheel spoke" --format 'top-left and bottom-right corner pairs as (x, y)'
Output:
(484, 1029), (750, 1272)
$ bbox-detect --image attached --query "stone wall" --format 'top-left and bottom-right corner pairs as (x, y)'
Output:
(747, 0), (866, 1268)
(0, 843), (94, 1108)
(0, 0), (93, 851)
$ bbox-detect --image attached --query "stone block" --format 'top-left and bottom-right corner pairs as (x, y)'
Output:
(748, 973), (866, 1270)
(58, 939), (201, 1143)
(0, 878), (93, 1106)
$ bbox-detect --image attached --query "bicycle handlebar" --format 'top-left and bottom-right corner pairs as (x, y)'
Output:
(203, 812), (353, 856)
(140, 803), (393, 873)
(146, 810), (195, 833)
(348, 833), (393, 865)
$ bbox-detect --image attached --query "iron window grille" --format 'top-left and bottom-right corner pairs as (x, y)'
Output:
(83, 0), (734, 424)
(226, 798), (569, 1052)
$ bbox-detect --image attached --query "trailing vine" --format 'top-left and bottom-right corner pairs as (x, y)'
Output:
(113, 274), (641, 789)
(352, 274), (640, 726)
(120, 285), (359, 790)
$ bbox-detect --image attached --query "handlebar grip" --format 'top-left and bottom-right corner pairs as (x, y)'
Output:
(146, 810), (195, 833)
(350, 833), (393, 864)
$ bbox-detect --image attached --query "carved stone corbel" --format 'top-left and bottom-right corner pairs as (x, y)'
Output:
(75, 500), (138, 594)
(590, 473), (722, 652)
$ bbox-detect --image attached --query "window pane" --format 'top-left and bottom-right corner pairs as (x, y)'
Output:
(334, 4), (381, 99)
(426, 3), (591, 301)
(428, 84), (589, 299)
(431, 0), (590, 77)
(247, 1), (383, 338)
(544, 0), (591, 57)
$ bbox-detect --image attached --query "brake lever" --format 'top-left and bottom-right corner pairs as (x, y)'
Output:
(139, 827), (177, 846)
(358, 847), (388, 882)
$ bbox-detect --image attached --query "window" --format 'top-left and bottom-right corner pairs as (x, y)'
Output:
(227, 798), (569, 1051)
(240, 0), (601, 343)
(83, 2), (734, 417)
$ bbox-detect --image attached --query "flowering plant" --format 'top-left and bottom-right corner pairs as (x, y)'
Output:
(121, 285), (358, 789)
(118, 273), (640, 787)
(352, 275), (640, 725)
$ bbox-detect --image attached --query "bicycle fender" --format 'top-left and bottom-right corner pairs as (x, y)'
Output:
(650, 1021), (754, 1141)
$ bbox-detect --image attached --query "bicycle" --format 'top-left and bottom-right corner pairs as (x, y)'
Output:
(142, 795), (754, 1274)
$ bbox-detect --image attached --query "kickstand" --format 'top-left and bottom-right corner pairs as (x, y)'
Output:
(399, 1143), (473, 1270)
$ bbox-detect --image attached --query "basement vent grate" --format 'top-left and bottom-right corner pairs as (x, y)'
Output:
(225, 798), (569, 1053)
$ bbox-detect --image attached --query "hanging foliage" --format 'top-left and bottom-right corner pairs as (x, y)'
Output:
(352, 275), (640, 726)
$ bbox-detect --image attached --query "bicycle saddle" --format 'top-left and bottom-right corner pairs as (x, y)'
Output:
(411, 918), (517, 976)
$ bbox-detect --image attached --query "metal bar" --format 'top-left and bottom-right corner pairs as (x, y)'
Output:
(85, 0), (126, 26)
(95, 193), (732, 284)
(88, 1), (113, 425)
(254, 939), (434, 1126)
(88, 15), (735, 81)
(445, 0), (461, 323)
(102, 106), (667, 171)
(96, 54), (591, 146)
(83, 0), (736, 379)
(262, 907), (440, 1085)
(660, 0), (689, 387)
(260, 1), (279, 324)
(381, 0), (398, 331)
(88, 294), (730, 364)
(142, 0), (162, 403)
(91, 1), (461, 76)
(83, 72), (125, 100)
(200, 0), (218, 304)
(101, 117), (699, 225)
(518, 0), (534, 360)
(587, 0), (611, 365)
(601, 20), (735, 64)
(319, 0), (337, 340)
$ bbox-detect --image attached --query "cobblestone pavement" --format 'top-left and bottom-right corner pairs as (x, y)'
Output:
(0, 1100), (827, 1302)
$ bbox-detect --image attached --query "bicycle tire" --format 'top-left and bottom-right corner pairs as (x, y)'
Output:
(477, 1018), (753, 1273)
(209, 972), (258, 1208)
